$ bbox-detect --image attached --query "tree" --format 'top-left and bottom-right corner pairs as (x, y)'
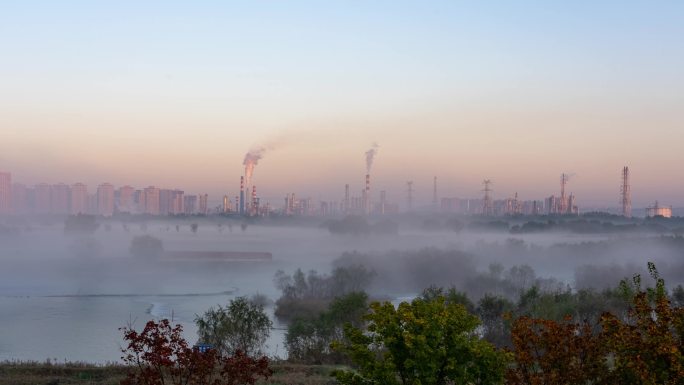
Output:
(421, 285), (475, 313)
(477, 294), (514, 348)
(129, 235), (163, 259)
(506, 262), (684, 384)
(120, 319), (271, 385)
(195, 297), (272, 357)
(285, 292), (368, 364)
(333, 296), (509, 385)
(600, 263), (684, 383)
(273, 266), (375, 321)
(506, 316), (608, 384)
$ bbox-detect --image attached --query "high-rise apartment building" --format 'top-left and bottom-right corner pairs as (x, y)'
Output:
(134, 190), (146, 213)
(155, 188), (184, 215)
(97, 183), (115, 217)
(159, 189), (172, 215)
(198, 194), (208, 215)
(170, 190), (184, 215)
(223, 195), (231, 213)
(0, 172), (11, 214)
(183, 195), (197, 214)
(144, 186), (160, 215)
(118, 185), (135, 213)
(70, 183), (89, 214)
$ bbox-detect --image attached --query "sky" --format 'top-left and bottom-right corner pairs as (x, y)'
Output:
(1, 1), (683, 207)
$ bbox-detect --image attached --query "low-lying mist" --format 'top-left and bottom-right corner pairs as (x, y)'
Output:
(2, 213), (683, 296)
(1, 212), (683, 361)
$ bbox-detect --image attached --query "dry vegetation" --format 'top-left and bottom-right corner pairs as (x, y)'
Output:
(0, 361), (335, 385)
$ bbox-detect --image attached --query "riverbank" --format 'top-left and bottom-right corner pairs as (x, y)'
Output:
(0, 361), (336, 385)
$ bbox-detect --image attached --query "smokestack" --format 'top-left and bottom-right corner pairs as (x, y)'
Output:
(239, 176), (245, 214)
(252, 185), (257, 216)
(365, 174), (370, 215)
(243, 149), (264, 189)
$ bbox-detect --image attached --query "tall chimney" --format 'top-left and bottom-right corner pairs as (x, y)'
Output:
(239, 176), (245, 214)
(251, 185), (257, 216)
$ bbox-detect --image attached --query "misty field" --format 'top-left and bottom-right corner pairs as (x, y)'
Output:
(1, 214), (684, 364)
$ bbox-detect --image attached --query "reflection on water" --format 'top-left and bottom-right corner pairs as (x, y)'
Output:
(0, 294), (288, 363)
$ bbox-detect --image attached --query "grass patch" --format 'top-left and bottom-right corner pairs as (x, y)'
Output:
(0, 360), (340, 385)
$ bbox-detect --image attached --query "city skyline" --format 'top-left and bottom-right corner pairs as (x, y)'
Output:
(1, 2), (683, 206)
(0, 164), (678, 216)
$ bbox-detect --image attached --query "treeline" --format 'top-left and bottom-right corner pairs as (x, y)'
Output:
(324, 215), (399, 235)
(334, 244), (684, 295)
(275, 263), (684, 357)
(276, 263), (684, 384)
(332, 266), (684, 384)
(333, 248), (568, 300)
(273, 265), (375, 320)
(410, 213), (684, 234)
(119, 262), (684, 384)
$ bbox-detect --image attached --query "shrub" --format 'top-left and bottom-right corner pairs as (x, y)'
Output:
(120, 319), (271, 385)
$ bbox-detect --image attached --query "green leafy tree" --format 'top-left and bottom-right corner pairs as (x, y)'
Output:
(477, 294), (514, 348)
(333, 296), (509, 385)
(195, 296), (272, 357)
(421, 285), (476, 313)
(285, 292), (368, 364)
(273, 266), (375, 321)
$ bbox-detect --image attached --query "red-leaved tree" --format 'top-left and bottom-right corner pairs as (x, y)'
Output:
(120, 319), (271, 385)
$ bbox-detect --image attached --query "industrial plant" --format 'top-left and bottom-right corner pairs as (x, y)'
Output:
(0, 163), (677, 219)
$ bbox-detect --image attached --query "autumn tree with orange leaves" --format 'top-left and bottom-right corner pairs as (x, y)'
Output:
(507, 262), (684, 385)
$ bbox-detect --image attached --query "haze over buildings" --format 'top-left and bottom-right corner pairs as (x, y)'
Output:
(0, 163), (677, 218)
(0, 2), (683, 206)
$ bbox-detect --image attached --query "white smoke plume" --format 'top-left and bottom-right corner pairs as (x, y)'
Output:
(243, 147), (266, 187)
(365, 142), (379, 173)
(242, 136), (285, 186)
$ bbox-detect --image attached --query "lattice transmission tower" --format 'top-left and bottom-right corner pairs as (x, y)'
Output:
(482, 179), (493, 216)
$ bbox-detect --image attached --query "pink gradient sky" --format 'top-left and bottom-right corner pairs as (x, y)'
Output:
(1, 2), (683, 207)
